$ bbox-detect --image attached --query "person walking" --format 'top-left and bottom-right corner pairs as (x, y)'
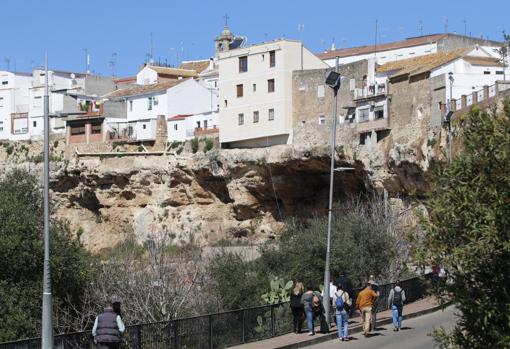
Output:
(355, 282), (378, 337)
(92, 297), (125, 349)
(301, 286), (317, 336)
(332, 283), (351, 341)
(335, 272), (354, 315)
(387, 280), (406, 331)
(368, 275), (380, 331)
(290, 282), (305, 333)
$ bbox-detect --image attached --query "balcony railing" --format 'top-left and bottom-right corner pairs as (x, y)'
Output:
(353, 83), (387, 100)
(356, 117), (389, 133)
(194, 126), (219, 137)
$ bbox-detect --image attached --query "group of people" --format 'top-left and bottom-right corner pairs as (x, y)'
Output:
(289, 273), (407, 342)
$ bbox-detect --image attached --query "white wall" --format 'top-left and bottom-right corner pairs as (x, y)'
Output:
(167, 79), (218, 116)
(0, 71), (32, 140)
(126, 91), (167, 123)
(218, 40), (327, 146)
(324, 42), (438, 67)
(167, 111), (218, 142)
(136, 66), (158, 85)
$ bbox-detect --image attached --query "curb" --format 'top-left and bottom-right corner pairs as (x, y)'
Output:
(274, 303), (447, 349)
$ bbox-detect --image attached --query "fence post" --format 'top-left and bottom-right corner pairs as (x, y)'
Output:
(136, 324), (142, 349)
(241, 310), (246, 343)
(208, 315), (213, 349)
(270, 304), (276, 337)
(173, 320), (179, 349)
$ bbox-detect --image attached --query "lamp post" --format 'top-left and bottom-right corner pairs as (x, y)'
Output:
(323, 57), (354, 328)
(447, 72), (454, 164)
(41, 54), (53, 349)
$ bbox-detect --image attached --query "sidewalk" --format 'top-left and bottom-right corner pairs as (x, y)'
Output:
(230, 297), (442, 349)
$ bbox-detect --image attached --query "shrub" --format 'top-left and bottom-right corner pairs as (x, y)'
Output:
(204, 138), (214, 153)
(191, 138), (199, 154)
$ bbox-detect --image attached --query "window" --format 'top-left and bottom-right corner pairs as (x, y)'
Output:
(70, 123), (86, 136)
(91, 123), (102, 134)
(358, 108), (369, 122)
(174, 124), (178, 131)
(197, 121), (201, 129)
(129, 100), (133, 111)
(33, 121), (37, 128)
(238, 113), (244, 125)
(268, 79), (275, 93)
(269, 50), (276, 67)
(33, 96), (42, 107)
(253, 111), (259, 123)
(268, 108), (274, 121)
(1, 81), (7, 85)
(253, 84), (257, 92)
(224, 99), (228, 107)
(239, 56), (248, 73)
(142, 124), (146, 130)
(0, 97), (3, 107)
(236, 84), (243, 97)
(317, 85), (325, 98)
(318, 115), (326, 125)
(484, 71), (491, 75)
(147, 97), (153, 110)
(359, 132), (370, 145)
(374, 105), (384, 119)
(496, 71), (504, 75)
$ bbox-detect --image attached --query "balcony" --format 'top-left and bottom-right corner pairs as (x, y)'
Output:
(353, 83), (387, 101)
(356, 117), (389, 133)
(194, 126), (219, 137)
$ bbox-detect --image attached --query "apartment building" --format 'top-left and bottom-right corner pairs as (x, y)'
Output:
(0, 71), (31, 140)
(218, 39), (328, 148)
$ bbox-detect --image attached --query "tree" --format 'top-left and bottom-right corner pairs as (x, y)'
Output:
(0, 169), (96, 341)
(415, 102), (510, 348)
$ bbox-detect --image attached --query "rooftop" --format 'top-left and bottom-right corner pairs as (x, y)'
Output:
(167, 114), (192, 121)
(178, 60), (211, 74)
(143, 65), (198, 78)
(104, 79), (188, 99)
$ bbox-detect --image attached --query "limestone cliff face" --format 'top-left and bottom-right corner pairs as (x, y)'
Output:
(0, 134), (443, 252)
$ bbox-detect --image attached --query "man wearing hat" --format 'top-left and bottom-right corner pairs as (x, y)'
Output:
(92, 296), (125, 349)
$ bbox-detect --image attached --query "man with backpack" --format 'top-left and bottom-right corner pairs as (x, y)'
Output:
(387, 280), (406, 331)
(332, 283), (351, 341)
(301, 286), (322, 335)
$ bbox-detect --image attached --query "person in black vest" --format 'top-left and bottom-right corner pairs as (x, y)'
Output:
(387, 280), (406, 331)
(92, 297), (126, 349)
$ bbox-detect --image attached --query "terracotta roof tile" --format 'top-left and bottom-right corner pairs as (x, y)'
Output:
(376, 48), (470, 77)
(178, 60), (211, 74)
(104, 79), (188, 98)
(463, 56), (505, 67)
(318, 34), (448, 60)
(167, 114), (192, 121)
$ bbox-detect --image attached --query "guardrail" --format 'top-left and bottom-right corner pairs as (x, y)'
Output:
(0, 276), (426, 349)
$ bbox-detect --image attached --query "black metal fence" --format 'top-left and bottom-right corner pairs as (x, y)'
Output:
(0, 276), (426, 349)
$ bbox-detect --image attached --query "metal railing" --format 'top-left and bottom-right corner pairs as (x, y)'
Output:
(0, 276), (426, 349)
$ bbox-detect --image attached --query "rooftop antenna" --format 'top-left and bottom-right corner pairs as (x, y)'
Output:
(330, 37), (336, 51)
(463, 19), (467, 36)
(443, 17), (449, 34)
(418, 20), (424, 36)
(83, 48), (90, 74)
(150, 32), (154, 64)
(108, 52), (117, 77)
(4, 57), (10, 71)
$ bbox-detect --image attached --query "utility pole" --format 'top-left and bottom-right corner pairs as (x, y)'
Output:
(448, 72), (454, 164)
(41, 53), (53, 349)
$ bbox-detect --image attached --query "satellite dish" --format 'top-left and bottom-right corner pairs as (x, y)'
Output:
(70, 73), (76, 79)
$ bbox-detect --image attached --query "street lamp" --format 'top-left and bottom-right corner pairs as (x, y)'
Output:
(323, 58), (354, 329)
(41, 55), (53, 349)
(446, 72), (454, 164)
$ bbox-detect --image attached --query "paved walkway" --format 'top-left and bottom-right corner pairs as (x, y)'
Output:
(230, 297), (442, 349)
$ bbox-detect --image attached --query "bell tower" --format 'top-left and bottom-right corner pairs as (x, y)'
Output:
(215, 15), (234, 55)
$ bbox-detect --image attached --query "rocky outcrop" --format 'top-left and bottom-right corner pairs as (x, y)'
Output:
(0, 133), (443, 252)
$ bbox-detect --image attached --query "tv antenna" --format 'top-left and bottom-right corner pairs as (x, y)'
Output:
(4, 57), (10, 71)
(418, 20), (423, 36)
(108, 52), (117, 77)
(443, 17), (449, 33)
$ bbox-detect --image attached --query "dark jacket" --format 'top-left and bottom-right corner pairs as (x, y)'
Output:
(290, 293), (304, 308)
(335, 275), (353, 297)
(95, 309), (121, 343)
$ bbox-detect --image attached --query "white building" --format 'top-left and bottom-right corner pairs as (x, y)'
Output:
(0, 71), (31, 140)
(218, 39), (328, 148)
(167, 111), (218, 142)
(104, 69), (218, 142)
(319, 33), (505, 68)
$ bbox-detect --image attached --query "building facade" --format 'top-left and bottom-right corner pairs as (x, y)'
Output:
(218, 39), (328, 148)
(0, 71), (31, 140)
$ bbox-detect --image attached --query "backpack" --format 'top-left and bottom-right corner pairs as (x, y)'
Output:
(312, 294), (321, 308)
(335, 291), (345, 311)
(393, 289), (403, 306)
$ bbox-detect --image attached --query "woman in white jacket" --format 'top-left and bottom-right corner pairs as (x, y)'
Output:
(332, 283), (352, 341)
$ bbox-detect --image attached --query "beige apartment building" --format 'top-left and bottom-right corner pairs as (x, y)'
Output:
(218, 39), (328, 148)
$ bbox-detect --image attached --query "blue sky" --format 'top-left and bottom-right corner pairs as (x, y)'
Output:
(1, 0), (508, 77)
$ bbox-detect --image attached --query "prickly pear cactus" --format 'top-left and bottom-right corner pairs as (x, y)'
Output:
(261, 277), (294, 304)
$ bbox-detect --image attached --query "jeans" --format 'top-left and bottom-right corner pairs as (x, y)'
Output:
(305, 307), (314, 333)
(335, 310), (349, 338)
(392, 304), (403, 329)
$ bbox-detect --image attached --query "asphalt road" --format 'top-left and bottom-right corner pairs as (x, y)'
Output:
(306, 306), (457, 349)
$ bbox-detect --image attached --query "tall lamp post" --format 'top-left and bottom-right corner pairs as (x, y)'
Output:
(323, 57), (354, 328)
(446, 72), (454, 164)
(41, 55), (53, 349)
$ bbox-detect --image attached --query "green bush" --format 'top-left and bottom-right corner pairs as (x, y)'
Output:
(191, 138), (199, 154)
(415, 100), (510, 348)
(170, 140), (182, 149)
(204, 138), (214, 153)
(0, 169), (96, 341)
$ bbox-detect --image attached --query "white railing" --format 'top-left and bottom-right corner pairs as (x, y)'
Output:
(353, 83), (387, 99)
